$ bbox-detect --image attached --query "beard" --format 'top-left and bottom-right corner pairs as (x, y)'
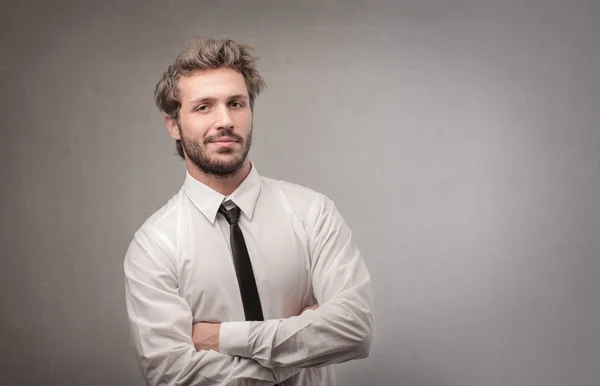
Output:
(179, 125), (252, 177)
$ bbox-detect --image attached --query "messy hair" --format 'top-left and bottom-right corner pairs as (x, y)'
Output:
(154, 37), (266, 159)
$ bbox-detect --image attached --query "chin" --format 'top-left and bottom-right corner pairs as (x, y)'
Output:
(214, 154), (246, 167)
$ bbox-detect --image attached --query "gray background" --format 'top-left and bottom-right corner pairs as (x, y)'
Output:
(1, 0), (599, 385)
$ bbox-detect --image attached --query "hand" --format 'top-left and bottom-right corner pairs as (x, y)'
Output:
(192, 322), (221, 352)
(301, 304), (319, 314)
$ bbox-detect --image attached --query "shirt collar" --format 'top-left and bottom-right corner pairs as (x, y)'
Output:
(183, 163), (261, 223)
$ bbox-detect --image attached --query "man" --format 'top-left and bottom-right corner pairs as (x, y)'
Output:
(123, 37), (374, 386)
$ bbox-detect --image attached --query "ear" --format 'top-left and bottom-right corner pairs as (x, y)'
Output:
(165, 116), (181, 140)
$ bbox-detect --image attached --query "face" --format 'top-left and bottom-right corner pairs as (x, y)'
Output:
(167, 67), (253, 177)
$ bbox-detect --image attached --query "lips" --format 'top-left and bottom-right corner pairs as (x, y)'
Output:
(210, 137), (236, 143)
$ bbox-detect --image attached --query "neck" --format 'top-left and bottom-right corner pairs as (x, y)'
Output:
(186, 159), (252, 196)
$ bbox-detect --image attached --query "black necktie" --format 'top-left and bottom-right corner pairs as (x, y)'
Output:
(218, 205), (265, 321)
(219, 205), (280, 385)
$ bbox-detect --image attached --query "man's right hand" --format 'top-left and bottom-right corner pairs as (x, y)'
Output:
(301, 304), (319, 314)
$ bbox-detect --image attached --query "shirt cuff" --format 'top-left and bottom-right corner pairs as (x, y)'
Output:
(219, 321), (251, 358)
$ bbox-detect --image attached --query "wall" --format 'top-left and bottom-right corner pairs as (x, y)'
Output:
(1, 1), (599, 385)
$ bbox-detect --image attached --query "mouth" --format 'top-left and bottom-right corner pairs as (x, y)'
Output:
(208, 137), (240, 149)
(209, 136), (238, 143)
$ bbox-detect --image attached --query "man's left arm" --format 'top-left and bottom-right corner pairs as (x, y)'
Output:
(214, 195), (375, 369)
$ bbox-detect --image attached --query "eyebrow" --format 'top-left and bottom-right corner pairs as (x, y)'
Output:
(189, 94), (249, 104)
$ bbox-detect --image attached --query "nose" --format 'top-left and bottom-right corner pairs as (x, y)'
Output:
(215, 104), (234, 129)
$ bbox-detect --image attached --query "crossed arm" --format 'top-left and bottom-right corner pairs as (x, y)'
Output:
(191, 304), (320, 353)
(123, 196), (374, 385)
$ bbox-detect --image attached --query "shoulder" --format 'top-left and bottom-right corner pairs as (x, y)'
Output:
(259, 175), (335, 221)
(140, 187), (182, 233)
(125, 187), (184, 263)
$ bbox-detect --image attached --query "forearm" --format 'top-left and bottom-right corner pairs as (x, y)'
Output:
(219, 280), (374, 368)
(134, 344), (300, 385)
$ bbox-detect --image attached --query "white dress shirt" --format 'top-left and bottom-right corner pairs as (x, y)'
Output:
(123, 163), (374, 385)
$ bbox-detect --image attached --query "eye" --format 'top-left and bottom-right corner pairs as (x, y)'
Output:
(194, 105), (209, 112)
(229, 100), (245, 108)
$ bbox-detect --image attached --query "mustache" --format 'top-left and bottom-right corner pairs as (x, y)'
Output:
(204, 129), (244, 144)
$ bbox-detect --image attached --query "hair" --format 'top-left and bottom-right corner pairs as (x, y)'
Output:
(154, 37), (266, 159)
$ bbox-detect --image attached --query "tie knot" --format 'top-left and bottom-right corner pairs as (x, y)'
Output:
(218, 205), (241, 225)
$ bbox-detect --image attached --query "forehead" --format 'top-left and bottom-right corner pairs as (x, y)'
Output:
(177, 68), (248, 103)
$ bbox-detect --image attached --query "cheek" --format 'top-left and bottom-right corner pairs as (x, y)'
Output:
(180, 115), (211, 137)
(235, 110), (253, 129)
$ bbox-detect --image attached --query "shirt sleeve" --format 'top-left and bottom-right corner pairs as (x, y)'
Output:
(219, 195), (375, 368)
(123, 225), (300, 385)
